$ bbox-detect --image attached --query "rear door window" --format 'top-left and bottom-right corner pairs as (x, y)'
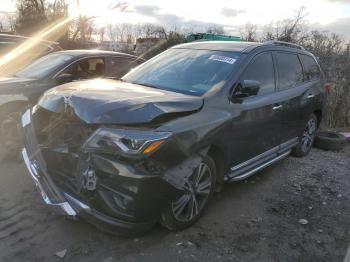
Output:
(63, 57), (105, 80)
(299, 54), (321, 81)
(275, 52), (303, 90)
(107, 57), (141, 79)
(240, 52), (276, 95)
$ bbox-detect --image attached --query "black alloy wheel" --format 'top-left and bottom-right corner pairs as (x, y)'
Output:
(160, 155), (216, 230)
(301, 117), (317, 153)
(292, 113), (318, 157)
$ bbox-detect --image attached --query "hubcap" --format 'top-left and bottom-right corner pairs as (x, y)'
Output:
(0, 112), (23, 150)
(301, 118), (316, 152)
(171, 162), (212, 222)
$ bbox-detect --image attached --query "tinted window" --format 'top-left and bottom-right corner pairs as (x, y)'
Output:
(276, 52), (303, 90)
(300, 54), (320, 81)
(15, 53), (73, 79)
(123, 49), (240, 96)
(240, 53), (275, 95)
(108, 57), (140, 78)
(62, 57), (105, 80)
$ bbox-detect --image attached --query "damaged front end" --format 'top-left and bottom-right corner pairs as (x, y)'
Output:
(21, 103), (204, 235)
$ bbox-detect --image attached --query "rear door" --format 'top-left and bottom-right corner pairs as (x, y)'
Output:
(229, 52), (283, 165)
(273, 52), (305, 142)
(274, 52), (322, 142)
(298, 54), (324, 120)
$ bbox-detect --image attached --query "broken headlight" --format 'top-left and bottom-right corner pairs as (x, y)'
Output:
(83, 128), (171, 155)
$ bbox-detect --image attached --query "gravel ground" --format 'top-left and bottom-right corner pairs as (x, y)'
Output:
(0, 145), (349, 262)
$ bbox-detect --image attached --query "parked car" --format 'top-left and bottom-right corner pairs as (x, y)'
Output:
(0, 50), (144, 158)
(22, 41), (327, 235)
(0, 33), (63, 76)
(0, 33), (62, 57)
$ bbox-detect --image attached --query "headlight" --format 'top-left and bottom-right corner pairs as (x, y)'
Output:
(83, 128), (171, 155)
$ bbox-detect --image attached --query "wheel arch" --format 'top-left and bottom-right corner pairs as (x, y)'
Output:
(207, 144), (229, 191)
(313, 109), (322, 127)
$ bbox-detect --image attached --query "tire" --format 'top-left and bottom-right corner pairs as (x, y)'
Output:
(292, 114), (318, 157)
(160, 155), (216, 231)
(314, 131), (347, 151)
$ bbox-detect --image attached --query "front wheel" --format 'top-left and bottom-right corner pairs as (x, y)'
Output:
(292, 113), (318, 157)
(160, 155), (216, 231)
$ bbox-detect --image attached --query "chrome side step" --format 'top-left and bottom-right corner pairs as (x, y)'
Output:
(226, 138), (298, 182)
(230, 146), (279, 172)
(228, 150), (291, 182)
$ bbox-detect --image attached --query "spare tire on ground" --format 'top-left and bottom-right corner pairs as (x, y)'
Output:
(314, 131), (347, 151)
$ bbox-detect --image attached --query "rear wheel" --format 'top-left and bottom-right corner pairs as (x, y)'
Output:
(160, 155), (216, 231)
(292, 114), (318, 157)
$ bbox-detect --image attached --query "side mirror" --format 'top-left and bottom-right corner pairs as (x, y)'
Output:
(55, 73), (73, 84)
(234, 80), (261, 98)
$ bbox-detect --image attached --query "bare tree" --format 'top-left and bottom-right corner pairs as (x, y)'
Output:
(98, 27), (105, 43)
(106, 23), (117, 42)
(134, 23), (167, 39)
(15, 0), (68, 35)
(16, 0), (47, 34)
(206, 24), (224, 34)
(240, 23), (258, 41)
(70, 15), (96, 42)
(6, 12), (17, 32)
(262, 7), (308, 43)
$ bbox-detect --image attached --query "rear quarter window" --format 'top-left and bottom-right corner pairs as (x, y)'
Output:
(300, 54), (321, 81)
(275, 52), (303, 90)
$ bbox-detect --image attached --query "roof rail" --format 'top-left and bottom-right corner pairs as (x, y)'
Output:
(263, 40), (305, 50)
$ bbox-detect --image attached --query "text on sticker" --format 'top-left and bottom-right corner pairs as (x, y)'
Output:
(209, 55), (236, 64)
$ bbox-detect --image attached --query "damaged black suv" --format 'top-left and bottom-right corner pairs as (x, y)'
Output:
(22, 41), (326, 235)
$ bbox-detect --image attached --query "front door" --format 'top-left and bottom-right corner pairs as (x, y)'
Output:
(228, 52), (283, 167)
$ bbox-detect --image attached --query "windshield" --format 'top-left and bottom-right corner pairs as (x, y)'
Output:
(15, 53), (73, 79)
(123, 48), (241, 96)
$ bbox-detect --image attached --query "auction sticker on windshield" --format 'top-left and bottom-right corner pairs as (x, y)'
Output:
(209, 55), (236, 64)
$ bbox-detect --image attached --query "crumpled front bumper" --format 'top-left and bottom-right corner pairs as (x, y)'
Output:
(22, 147), (79, 216)
(23, 146), (156, 235)
(21, 109), (162, 235)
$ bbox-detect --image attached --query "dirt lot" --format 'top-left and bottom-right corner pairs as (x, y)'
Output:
(1, 145), (350, 262)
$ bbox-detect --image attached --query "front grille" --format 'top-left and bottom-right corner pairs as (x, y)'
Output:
(32, 107), (95, 152)
(28, 107), (96, 194)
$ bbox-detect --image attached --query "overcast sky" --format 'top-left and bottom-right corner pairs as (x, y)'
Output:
(2, 0), (350, 39)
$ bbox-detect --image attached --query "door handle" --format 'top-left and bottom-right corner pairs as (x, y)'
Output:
(272, 104), (283, 111)
(307, 94), (315, 99)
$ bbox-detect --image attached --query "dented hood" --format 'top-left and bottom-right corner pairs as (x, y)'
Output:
(39, 79), (203, 125)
